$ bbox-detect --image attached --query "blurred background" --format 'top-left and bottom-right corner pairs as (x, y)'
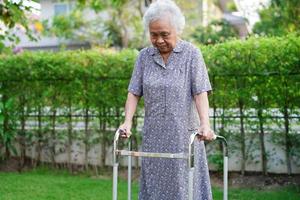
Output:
(2, 0), (295, 51)
(0, 0), (299, 200)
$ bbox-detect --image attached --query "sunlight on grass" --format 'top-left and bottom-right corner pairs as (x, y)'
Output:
(0, 168), (299, 200)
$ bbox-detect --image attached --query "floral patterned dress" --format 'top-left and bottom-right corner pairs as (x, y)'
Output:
(128, 40), (213, 200)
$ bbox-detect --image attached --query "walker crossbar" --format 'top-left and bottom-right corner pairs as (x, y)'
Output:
(112, 129), (228, 200)
(116, 150), (188, 159)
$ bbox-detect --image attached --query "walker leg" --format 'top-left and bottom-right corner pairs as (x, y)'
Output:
(113, 163), (119, 200)
(128, 141), (132, 200)
(188, 167), (194, 200)
(223, 156), (228, 200)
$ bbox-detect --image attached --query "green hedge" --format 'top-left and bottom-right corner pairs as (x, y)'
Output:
(0, 35), (299, 173)
(0, 49), (137, 80)
(0, 36), (298, 111)
(203, 35), (300, 109)
(203, 35), (300, 75)
(1, 36), (299, 80)
(0, 49), (138, 118)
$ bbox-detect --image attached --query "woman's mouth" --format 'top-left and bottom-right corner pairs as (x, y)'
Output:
(158, 45), (167, 49)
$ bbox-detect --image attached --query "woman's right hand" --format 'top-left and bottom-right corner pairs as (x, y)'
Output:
(118, 121), (132, 138)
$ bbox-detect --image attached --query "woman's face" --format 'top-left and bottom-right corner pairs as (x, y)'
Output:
(149, 19), (178, 54)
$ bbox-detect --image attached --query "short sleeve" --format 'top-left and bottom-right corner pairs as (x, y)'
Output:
(191, 48), (212, 96)
(128, 52), (144, 96)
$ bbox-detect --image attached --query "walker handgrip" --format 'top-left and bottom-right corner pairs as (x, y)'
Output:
(212, 134), (217, 140)
(215, 135), (228, 146)
(113, 129), (132, 163)
(214, 135), (228, 158)
(192, 132), (226, 145)
(115, 129), (131, 141)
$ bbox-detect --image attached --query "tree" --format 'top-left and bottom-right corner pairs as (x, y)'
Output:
(191, 19), (239, 45)
(253, 0), (300, 36)
(43, 0), (144, 49)
(0, 0), (37, 52)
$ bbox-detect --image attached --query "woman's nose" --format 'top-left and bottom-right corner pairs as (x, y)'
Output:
(157, 36), (164, 43)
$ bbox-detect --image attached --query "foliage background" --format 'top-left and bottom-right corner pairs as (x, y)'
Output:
(0, 35), (299, 175)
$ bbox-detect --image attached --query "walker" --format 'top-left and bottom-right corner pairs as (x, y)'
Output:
(112, 129), (228, 200)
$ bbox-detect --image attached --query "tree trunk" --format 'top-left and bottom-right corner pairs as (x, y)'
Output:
(2, 92), (10, 159)
(84, 105), (90, 172)
(50, 100), (57, 168)
(220, 106), (225, 152)
(284, 106), (291, 175)
(283, 79), (292, 175)
(237, 77), (246, 175)
(35, 105), (42, 167)
(67, 98), (73, 172)
(117, 8), (129, 48)
(99, 107), (106, 167)
(239, 99), (246, 175)
(84, 80), (90, 172)
(19, 96), (26, 169)
(258, 108), (267, 175)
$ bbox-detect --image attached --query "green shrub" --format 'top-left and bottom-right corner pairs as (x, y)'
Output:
(0, 35), (299, 173)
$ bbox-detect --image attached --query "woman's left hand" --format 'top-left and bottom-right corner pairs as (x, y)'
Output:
(197, 125), (215, 141)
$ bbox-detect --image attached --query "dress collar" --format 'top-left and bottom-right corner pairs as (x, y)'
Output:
(173, 39), (184, 53)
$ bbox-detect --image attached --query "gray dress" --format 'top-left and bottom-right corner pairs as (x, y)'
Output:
(128, 40), (213, 200)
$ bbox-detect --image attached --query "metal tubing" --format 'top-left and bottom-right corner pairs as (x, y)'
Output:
(217, 135), (228, 200)
(188, 167), (195, 200)
(113, 163), (119, 200)
(223, 156), (228, 200)
(187, 132), (198, 200)
(220, 137), (228, 200)
(188, 132), (198, 168)
(113, 130), (120, 200)
(216, 135), (228, 200)
(116, 150), (187, 159)
(127, 139), (132, 200)
(113, 130), (120, 165)
(113, 129), (228, 200)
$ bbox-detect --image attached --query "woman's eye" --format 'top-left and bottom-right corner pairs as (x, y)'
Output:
(161, 33), (170, 37)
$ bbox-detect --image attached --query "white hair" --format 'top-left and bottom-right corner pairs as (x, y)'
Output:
(143, 0), (186, 35)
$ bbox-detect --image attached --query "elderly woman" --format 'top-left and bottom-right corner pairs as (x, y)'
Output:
(119, 0), (214, 199)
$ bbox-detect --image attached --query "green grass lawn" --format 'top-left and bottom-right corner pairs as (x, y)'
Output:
(0, 168), (299, 200)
